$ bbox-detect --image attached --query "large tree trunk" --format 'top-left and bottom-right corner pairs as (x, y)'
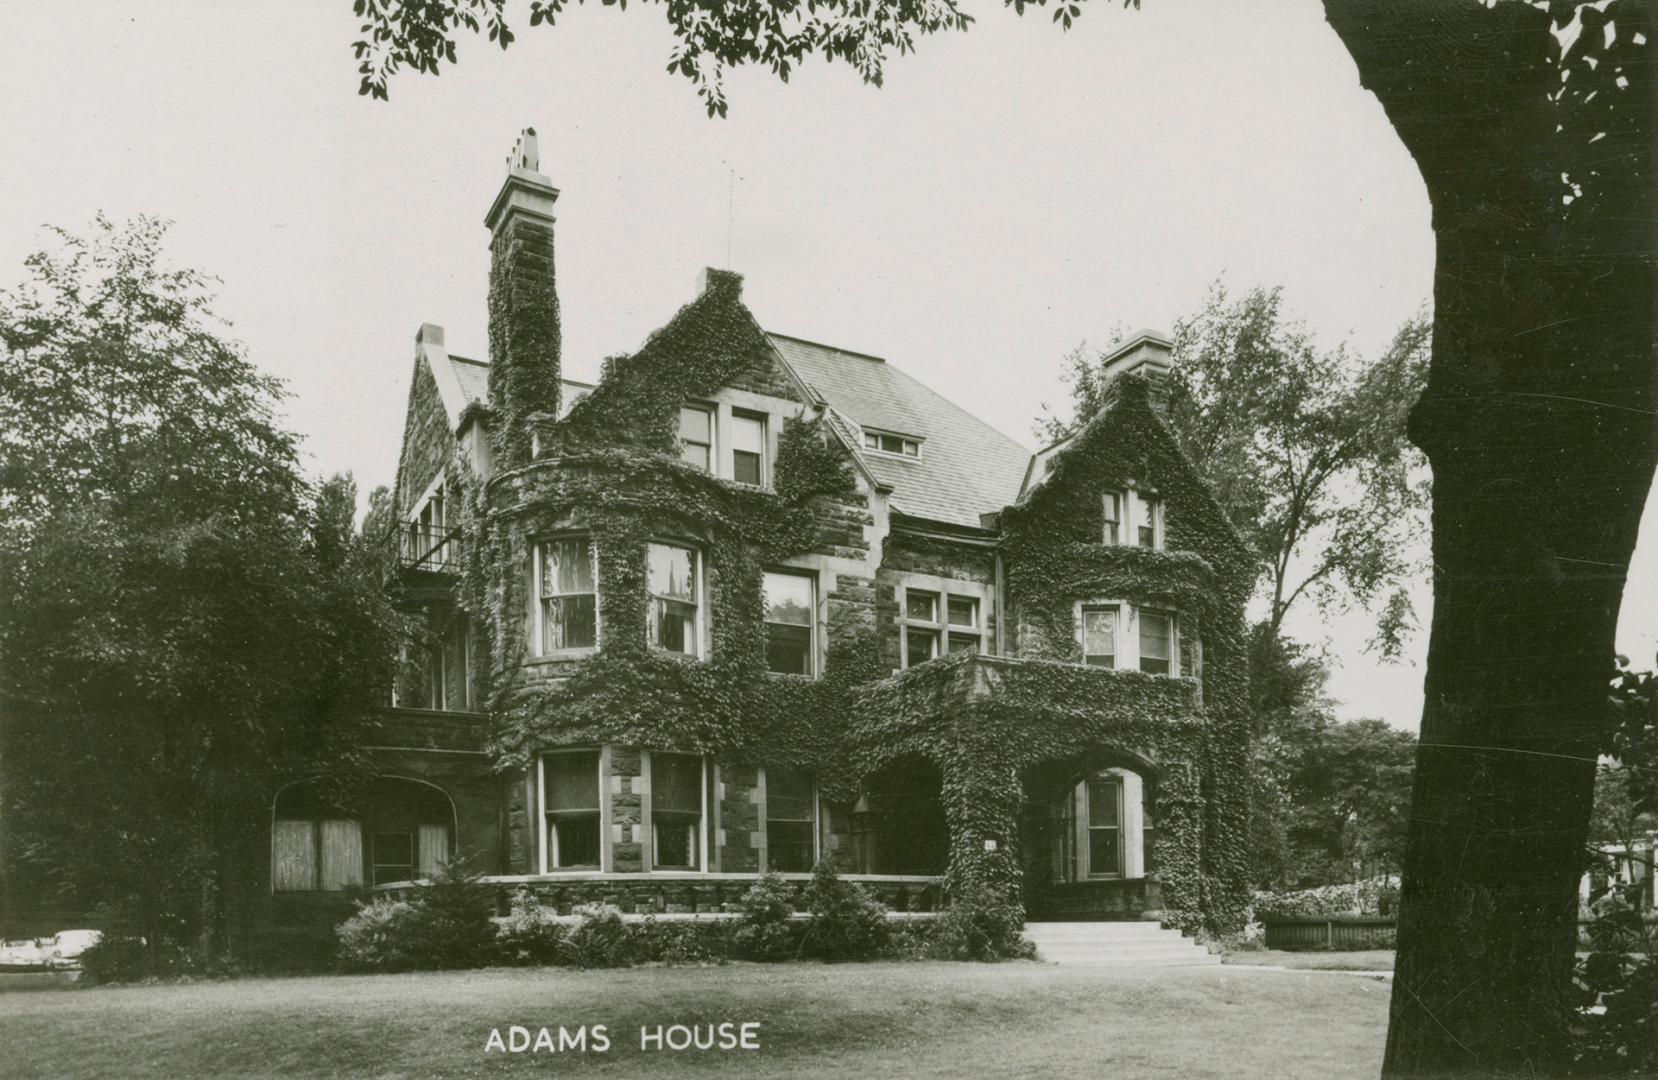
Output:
(1323, 1), (1657, 1074)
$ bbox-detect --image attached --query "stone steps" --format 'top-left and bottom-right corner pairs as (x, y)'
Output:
(1024, 921), (1221, 967)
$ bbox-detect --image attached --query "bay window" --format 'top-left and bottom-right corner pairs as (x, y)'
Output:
(542, 751), (602, 870)
(537, 538), (598, 653)
(651, 752), (704, 870)
(1139, 610), (1175, 675)
(647, 542), (701, 657)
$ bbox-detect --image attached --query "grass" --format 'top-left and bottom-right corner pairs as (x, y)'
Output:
(0, 961), (1388, 1080)
(1223, 949), (1395, 972)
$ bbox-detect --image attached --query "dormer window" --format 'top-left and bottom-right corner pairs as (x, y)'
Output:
(732, 411), (767, 485)
(679, 405), (714, 472)
(863, 430), (921, 457)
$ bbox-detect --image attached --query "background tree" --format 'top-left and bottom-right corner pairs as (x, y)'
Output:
(346, 1), (1655, 1073)
(0, 217), (404, 968)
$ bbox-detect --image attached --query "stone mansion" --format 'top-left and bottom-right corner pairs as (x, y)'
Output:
(262, 131), (1256, 942)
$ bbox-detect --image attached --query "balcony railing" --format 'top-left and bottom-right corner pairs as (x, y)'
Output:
(399, 524), (464, 572)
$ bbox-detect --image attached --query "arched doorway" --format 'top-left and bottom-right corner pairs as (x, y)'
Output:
(1021, 757), (1158, 919)
(850, 757), (949, 875)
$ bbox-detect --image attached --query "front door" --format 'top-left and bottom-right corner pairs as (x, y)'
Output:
(1054, 773), (1124, 883)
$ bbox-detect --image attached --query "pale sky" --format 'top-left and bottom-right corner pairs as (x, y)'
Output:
(3, 1), (1654, 730)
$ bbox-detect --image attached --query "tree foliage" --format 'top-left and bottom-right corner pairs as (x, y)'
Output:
(0, 217), (404, 965)
(1045, 286), (1430, 654)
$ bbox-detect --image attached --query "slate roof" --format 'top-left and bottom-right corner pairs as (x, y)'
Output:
(766, 333), (1032, 530)
(449, 355), (591, 419)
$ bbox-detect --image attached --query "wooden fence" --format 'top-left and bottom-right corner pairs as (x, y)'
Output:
(1261, 915), (1395, 951)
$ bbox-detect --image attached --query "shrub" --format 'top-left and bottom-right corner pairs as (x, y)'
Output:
(336, 897), (423, 972)
(801, 859), (889, 962)
(497, 887), (565, 966)
(336, 865), (499, 971)
(401, 865), (500, 969)
(562, 903), (634, 969)
(77, 934), (176, 985)
(1252, 876), (1399, 918)
(926, 885), (1036, 962)
(732, 872), (800, 961)
(635, 918), (730, 966)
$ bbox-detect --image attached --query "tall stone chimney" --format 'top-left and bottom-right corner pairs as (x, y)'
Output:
(484, 127), (562, 466)
(1100, 329), (1172, 410)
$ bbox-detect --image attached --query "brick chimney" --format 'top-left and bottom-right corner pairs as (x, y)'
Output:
(484, 127), (562, 466)
(1100, 329), (1172, 410)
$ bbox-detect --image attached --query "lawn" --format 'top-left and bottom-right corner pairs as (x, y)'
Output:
(0, 961), (1387, 1080)
(1223, 949), (1395, 972)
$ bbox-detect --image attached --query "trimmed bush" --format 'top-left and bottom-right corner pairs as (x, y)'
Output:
(732, 872), (800, 961)
(801, 860), (889, 962)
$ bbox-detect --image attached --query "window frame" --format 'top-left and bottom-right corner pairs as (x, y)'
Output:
(862, 429), (922, 458)
(1136, 492), (1165, 550)
(1080, 604), (1121, 668)
(1101, 490), (1124, 546)
(678, 403), (716, 473)
(1138, 608), (1177, 676)
(762, 568), (818, 678)
(647, 751), (707, 872)
(646, 541), (705, 660)
(898, 583), (988, 669)
(762, 764), (819, 873)
(730, 409), (768, 487)
(533, 535), (600, 657)
(538, 749), (605, 873)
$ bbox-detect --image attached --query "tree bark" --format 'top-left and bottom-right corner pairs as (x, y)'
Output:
(1322, 1), (1657, 1074)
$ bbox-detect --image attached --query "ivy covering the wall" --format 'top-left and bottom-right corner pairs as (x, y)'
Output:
(992, 373), (1257, 932)
(447, 268), (1254, 934)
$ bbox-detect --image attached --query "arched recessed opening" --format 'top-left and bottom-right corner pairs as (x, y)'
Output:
(851, 756), (949, 875)
(271, 776), (457, 892)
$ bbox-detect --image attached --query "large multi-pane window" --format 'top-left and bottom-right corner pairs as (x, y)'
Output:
(543, 751), (601, 870)
(899, 587), (986, 668)
(647, 542), (700, 657)
(679, 405), (714, 472)
(946, 596), (982, 655)
(732, 411), (766, 485)
(1139, 610), (1175, 675)
(538, 538), (598, 652)
(763, 571), (814, 675)
(651, 753), (703, 870)
(765, 765), (816, 872)
(1081, 605), (1119, 668)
